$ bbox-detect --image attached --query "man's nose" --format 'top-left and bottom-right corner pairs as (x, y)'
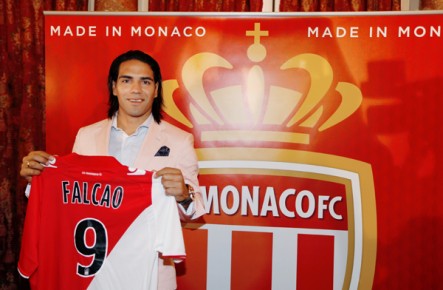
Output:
(131, 81), (142, 92)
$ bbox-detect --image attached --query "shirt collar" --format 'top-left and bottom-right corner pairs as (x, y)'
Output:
(111, 113), (153, 131)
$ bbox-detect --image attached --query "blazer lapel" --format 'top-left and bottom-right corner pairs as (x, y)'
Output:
(95, 119), (112, 156)
(133, 121), (164, 170)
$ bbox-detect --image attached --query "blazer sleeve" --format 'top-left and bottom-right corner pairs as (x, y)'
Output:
(175, 132), (206, 221)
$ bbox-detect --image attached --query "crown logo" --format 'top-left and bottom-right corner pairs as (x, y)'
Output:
(162, 23), (362, 144)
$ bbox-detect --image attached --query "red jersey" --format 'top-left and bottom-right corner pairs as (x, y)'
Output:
(18, 153), (185, 290)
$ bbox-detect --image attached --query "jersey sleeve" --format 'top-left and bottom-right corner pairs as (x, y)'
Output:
(152, 176), (186, 261)
(18, 175), (43, 279)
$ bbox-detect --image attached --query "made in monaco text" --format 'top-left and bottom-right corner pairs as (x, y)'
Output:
(49, 25), (206, 37)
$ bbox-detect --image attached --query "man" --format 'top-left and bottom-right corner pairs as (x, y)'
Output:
(20, 50), (205, 289)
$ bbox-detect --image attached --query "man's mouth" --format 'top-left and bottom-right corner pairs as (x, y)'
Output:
(128, 98), (143, 103)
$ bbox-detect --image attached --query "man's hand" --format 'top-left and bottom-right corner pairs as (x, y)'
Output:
(20, 151), (55, 183)
(154, 167), (189, 202)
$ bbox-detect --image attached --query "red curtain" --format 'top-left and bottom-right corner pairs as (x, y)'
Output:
(0, 0), (402, 288)
(0, 1), (88, 288)
(148, 0), (264, 11)
(279, 0), (401, 11)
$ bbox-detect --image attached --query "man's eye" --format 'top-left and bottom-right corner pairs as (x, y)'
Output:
(143, 80), (150, 85)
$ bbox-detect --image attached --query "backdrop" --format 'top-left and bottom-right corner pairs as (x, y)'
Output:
(44, 11), (443, 289)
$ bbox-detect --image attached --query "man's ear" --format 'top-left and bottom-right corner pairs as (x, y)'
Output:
(112, 81), (117, 95)
(154, 82), (159, 98)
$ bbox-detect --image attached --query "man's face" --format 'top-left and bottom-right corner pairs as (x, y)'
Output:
(112, 59), (158, 121)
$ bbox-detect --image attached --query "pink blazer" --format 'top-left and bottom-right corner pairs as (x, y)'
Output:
(72, 118), (205, 289)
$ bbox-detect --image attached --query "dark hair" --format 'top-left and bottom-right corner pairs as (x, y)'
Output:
(107, 50), (163, 123)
